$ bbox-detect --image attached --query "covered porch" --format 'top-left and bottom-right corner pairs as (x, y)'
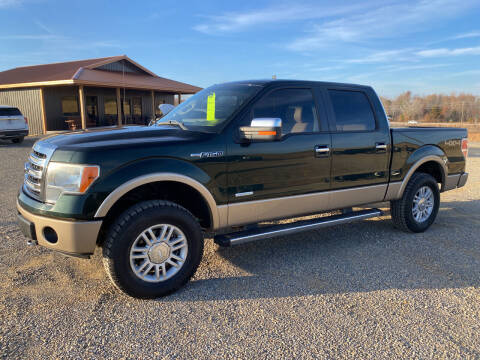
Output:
(43, 85), (181, 132)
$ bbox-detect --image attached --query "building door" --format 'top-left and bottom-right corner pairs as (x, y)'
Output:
(122, 98), (132, 124)
(132, 97), (143, 124)
(86, 96), (98, 127)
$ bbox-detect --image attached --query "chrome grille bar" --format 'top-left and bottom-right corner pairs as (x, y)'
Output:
(23, 141), (57, 202)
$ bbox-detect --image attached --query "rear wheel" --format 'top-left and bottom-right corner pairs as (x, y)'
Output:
(102, 200), (204, 298)
(390, 172), (440, 233)
(12, 137), (24, 143)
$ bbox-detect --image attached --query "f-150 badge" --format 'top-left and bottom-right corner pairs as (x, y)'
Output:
(190, 151), (224, 158)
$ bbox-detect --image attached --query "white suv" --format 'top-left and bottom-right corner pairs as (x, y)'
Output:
(0, 106), (29, 143)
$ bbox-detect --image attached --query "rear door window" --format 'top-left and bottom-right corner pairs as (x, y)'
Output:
(0, 107), (22, 116)
(328, 90), (375, 131)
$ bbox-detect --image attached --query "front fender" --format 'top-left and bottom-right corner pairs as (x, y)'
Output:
(82, 158), (216, 218)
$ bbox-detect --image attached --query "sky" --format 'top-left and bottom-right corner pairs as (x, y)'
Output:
(1, 0), (480, 97)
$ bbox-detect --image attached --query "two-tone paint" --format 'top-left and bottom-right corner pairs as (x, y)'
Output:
(17, 80), (468, 256)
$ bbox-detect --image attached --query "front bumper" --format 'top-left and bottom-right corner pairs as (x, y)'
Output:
(0, 129), (28, 139)
(17, 201), (102, 257)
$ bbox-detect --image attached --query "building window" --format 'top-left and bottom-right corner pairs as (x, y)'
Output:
(104, 97), (117, 115)
(62, 96), (79, 116)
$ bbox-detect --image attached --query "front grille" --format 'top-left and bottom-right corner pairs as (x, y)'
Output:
(23, 142), (56, 202)
(33, 150), (47, 159)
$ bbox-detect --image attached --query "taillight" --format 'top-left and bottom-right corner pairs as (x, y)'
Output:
(24, 116), (28, 125)
(461, 138), (468, 159)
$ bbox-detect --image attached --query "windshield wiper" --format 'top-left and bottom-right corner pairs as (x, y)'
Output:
(155, 119), (187, 130)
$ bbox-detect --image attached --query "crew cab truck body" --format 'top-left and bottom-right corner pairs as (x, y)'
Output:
(17, 80), (468, 298)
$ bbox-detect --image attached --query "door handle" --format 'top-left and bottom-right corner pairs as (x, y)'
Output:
(314, 145), (330, 157)
(375, 143), (387, 151)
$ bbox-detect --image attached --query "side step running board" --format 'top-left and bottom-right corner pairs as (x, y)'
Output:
(214, 208), (383, 247)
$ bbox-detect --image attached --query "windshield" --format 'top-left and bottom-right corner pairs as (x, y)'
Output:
(158, 83), (262, 132)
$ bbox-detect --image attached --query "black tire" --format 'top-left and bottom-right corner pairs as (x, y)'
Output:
(390, 172), (440, 233)
(102, 200), (204, 298)
(12, 137), (24, 144)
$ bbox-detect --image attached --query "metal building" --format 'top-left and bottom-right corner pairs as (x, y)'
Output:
(0, 55), (201, 135)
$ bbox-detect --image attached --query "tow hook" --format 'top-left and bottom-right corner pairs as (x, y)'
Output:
(26, 239), (38, 246)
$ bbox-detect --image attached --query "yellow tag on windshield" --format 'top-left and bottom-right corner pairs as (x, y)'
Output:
(206, 92), (216, 123)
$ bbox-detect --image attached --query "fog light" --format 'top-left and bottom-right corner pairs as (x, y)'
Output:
(43, 227), (58, 244)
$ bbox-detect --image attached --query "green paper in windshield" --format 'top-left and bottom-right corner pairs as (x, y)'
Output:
(207, 92), (216, 122)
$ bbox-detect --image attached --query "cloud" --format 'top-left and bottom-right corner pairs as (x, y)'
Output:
(193, 2), (378, 34)
(0, 0), (22, 7)
(287, 0), (479, 51)
(34, 20), (54, 34)
(0, 34), (62, 40)
(451, 31), (480, 40)
(345, 49), (413, 64)
(416, 46), (480, 57)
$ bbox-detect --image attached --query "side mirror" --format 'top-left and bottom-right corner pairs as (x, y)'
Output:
(158, 103), (175, 117)
(239, 118), (282, 142)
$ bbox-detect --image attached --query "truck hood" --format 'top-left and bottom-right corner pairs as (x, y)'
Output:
(39, 126), (211, 150)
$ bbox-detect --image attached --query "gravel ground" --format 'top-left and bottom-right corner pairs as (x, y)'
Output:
(1, 137), (479, 359)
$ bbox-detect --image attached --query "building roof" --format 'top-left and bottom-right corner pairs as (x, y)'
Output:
(0, 55), (201, 94)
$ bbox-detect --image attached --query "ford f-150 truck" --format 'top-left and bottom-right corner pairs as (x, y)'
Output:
(17, 80), (469, 298)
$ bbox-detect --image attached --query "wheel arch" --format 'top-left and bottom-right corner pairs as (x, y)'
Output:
(386, 147), (448, 200)
(94, 173), (220, 230)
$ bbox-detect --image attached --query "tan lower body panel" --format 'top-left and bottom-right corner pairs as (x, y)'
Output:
(224, 184), (388, 227)
(17, 202), (102, 255)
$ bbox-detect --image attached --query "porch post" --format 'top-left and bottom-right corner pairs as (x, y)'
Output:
(174, 93), (181, 106)
(151, 90), (155, 119)
(79, 85), (86, 130)
(116, 87), (122, 126)
(39, 87), (47, 134)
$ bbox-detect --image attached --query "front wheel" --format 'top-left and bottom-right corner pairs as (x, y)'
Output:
(102, 200), (204, 298)
(390, 172), (440, 233)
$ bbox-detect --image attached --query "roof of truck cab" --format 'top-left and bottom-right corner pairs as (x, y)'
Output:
(217, 79), (372, 89)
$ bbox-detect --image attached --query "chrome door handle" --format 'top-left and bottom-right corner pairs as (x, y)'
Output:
(314, 145), (330, 157)
(375, 143), (387, 150)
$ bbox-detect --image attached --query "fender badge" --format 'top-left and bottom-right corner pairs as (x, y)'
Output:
(190, 151), (224, 158)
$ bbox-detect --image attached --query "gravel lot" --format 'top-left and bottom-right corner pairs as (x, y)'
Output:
(1, 137), (479, 359)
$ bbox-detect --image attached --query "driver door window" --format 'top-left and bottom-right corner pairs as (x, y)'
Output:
(252, 88), (319, 135)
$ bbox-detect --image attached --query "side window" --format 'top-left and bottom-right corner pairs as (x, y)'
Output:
(252, 88), (319, 135)
(61, 96), (80, 116)
(328, 90), (375, 131)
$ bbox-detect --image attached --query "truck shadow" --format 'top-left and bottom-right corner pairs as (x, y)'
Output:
(165, 199), (480, 302)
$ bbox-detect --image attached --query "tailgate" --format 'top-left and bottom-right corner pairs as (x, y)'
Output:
(0, 115), (25, 130)
(0, 108), (25, 130)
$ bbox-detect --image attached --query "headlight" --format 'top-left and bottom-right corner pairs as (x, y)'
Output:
(45, 162), (100, 203)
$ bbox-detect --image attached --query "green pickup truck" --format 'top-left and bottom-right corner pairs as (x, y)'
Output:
(17, 80), (469, 298)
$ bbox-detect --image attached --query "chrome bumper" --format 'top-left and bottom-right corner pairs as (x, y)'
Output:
(17, 201), (102, 256)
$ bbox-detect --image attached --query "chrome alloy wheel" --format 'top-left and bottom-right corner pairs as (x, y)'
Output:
(129, 224), (188, 282)
(412, 186), (434, 223)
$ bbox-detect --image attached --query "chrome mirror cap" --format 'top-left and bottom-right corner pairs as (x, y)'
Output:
(250, 118), (282, 128)
(239, 117), (282, 142)
(158, 104), (175, 116)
